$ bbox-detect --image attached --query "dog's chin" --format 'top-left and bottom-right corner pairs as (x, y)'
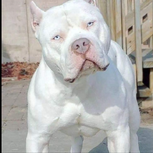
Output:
(65, 60), (109, 84)
(77, 66), (100, 78)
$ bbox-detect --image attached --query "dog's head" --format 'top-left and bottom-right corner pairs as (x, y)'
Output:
(30, 0), (110, 83)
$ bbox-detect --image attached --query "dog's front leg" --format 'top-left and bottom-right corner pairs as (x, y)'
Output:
(107, 126), (130, 153)
(26, 132), (50, 153)
(70, 135), (84, 153)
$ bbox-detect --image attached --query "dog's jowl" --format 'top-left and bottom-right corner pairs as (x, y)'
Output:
(26, 0), (140, 152)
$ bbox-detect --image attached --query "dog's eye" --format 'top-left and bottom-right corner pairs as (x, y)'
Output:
(53, 35), (61, 40)
(87, 22), (94, 27)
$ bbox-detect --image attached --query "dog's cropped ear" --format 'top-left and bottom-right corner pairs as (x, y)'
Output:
(84, 0), (97, 6)
(30, 1), (44, 32)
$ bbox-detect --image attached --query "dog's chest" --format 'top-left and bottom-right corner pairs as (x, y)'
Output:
(60, 106), (101, 137)
(49, 83), (122, 137)
(61, 124), (100, 137)
(59, 101), (117, 137)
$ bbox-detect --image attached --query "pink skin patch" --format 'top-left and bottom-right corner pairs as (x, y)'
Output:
(81, 60), (95, 71)
(64, 51), (85, 82)
(64, 44), (109, 83)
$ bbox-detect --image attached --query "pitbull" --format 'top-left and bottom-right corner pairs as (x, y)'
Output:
(26, 0), (140, 152)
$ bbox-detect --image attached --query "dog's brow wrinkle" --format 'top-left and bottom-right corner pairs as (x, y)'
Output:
(62, 5), (74, 27)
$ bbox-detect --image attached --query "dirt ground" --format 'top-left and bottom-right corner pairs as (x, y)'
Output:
(2, 62), (39, 81)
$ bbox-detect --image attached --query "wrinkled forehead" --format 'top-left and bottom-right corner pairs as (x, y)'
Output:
(42, 0), (99, 29)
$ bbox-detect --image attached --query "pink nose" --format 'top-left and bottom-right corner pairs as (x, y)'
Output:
(71, 38), (90, 54)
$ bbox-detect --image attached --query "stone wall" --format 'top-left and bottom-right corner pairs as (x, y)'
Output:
(2, 0), (107, 63)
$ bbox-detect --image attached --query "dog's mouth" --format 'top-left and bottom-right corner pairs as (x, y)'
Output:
(65, 60), (109, 83)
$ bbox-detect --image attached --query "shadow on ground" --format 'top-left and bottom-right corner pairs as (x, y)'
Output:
(89, 128), (153, 153)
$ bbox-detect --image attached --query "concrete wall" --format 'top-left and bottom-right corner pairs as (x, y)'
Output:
(2, 0), (107, 63)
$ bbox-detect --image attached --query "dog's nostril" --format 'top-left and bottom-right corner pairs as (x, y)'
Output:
(76, 44), (80, 49)
(83, 41), (89, 46)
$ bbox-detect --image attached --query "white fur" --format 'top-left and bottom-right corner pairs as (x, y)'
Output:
(26, 0), (140, 152)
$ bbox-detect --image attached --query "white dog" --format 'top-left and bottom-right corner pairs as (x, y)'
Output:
(26, 0), (140, 152)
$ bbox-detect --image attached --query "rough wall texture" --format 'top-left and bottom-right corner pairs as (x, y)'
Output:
(2, 0), (107, 63)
